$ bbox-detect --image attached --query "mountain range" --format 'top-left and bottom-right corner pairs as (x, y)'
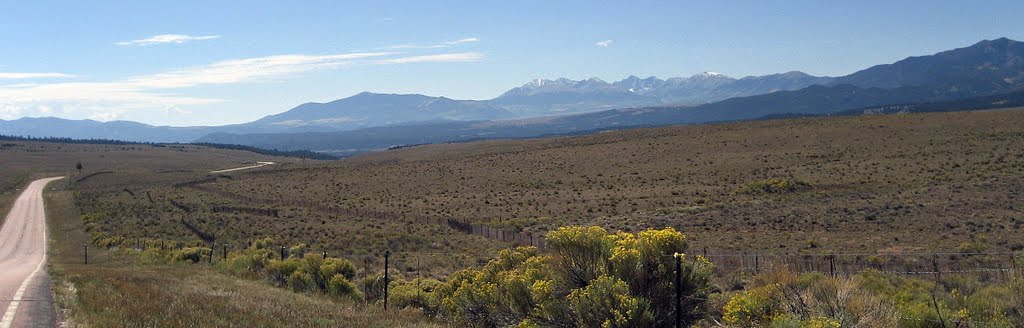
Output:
(2, 37), (1022, 154)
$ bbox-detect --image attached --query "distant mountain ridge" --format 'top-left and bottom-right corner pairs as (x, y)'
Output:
(3, 37), (1023, 149)
(234, 70), (835, 131)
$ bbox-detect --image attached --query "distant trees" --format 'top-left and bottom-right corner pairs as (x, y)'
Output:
(0, 134), (335, 160)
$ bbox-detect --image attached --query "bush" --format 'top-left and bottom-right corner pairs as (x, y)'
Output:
(360, 274), (388, 302)
(327, 274), (361, 299)
(432, 226), (712, 327)
(321, 257), (357, 281)
(173, 247), (209, 263)
(722, 286), (779, 327)
(288, 271), (314, 293)
(266, 258), (303, 285)
(567, 275), (654, 328)
(288, 243), (308, 259)
(388, 278), (442, 309)
(546, 226), (613, 288)
(724, 271), (903, 327)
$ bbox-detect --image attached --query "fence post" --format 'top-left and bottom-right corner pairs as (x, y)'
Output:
(384, 250), (391, 311)
(933, 254), (941, 281)
(1012, 253), (1018, 279)
(84, 243), (88, 264)
(754, 254), (760, 274)
(223, 244), (228, 260)
(829, 256), (836, 277)
(740, 252), (746, 273)
(209, 242), (214, 264)
(280, 246), (286, 260)
(675, 253), (682, 328)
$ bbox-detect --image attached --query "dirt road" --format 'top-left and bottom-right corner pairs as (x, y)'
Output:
(0, 177), (62, 328)
(209, 161), (274, 174)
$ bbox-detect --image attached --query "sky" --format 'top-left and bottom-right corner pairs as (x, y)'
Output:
(1, 1), (1023, 127)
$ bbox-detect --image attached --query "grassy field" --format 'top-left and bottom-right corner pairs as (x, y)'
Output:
(6, 108), (1022, 326)
(45, 180), (441, 327)
(185, 108), (1024, 254)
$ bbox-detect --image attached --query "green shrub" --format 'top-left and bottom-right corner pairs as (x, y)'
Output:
(223, 254), (260, 276)
(723, 286), (780, 327)
(139, 248), (171, 264)
(327, 274), (361, 299)
(266, 258), (303, 285)
(288, 243), (308, 258)
(360, 274), (388, 301)
(173, 247), (209, 263)
(321, 257), (357, 281)
(288, 271), (314, 293)
(567, 275), (654, 328)
(725, 271), (900, 327)
(546, 226), (613, 288)
(388, 278), (441, 309)
(433, 226), (712, 327)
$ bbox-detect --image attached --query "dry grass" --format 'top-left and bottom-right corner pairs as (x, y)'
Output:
(196, 108), (1024, 253)
(45, 185), (441, 328)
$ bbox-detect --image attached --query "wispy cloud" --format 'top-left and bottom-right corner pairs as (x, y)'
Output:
(374, 52), (483, 64)
(0, 72), (75, 79)
(385, 37), (480, 50)
(116, 34), (221, 46)
(595, 39), (613, 47)
(444, 37), (479, 45)
(0, 50), (483, 121)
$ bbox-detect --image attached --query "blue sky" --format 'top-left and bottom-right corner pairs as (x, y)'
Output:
(1, 1), (1022, 126)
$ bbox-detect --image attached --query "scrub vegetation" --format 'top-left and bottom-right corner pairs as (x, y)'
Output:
(4, 108), (1022, 326)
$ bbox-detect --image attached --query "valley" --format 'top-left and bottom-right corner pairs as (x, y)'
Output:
(2, 8), (1023, 325)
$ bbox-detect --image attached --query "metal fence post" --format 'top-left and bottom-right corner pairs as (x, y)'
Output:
(84, 243), (88, 264)
(675, 253), (682, 328)
(384, 250), (391, 310)
(829, 256), (836, 277)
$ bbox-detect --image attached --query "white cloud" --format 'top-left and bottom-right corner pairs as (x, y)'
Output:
(444, 37), (479, 45)
(385, 37), (479, 50)
(0, 51), (482, 121)
(128, 52), (394, 88)
(595, 39), (613, 47)
(373, 52), (483, 64)
(0, 72), (75, 79)
(116, 34), (221, 46)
